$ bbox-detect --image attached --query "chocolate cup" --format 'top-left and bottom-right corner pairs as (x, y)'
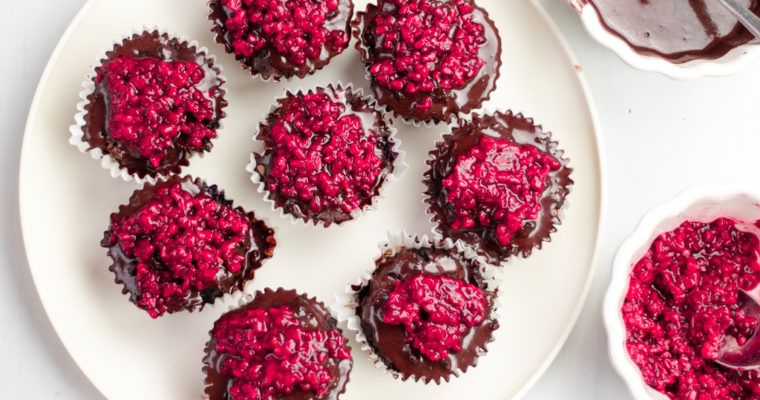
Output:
(208, 0), (354, 81)
(424, 111), (573, 264)
(252, 83), (398, 227)
(102, 175), (276, 317)
(203, 288), (353, 400)
(354, 244), (498, 383)
(81, 30), (227, 179)
(352, 0), (501, 124)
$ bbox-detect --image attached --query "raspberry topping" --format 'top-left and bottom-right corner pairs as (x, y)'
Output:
(99, 56), (217, 168)
(382, 274), (487, 361)
(441, 136), (562, 247)
(108, 182), (249, 318)
(624, 218), (760, 399)
(367, 0), (487, 110)
(263, 91), (385, 214)
(221, 0), (350, 66)
(212, 306), (351, 400)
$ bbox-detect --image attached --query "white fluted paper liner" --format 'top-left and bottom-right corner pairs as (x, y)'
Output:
(245, 81), (407, 228)
(422, 108), (573, 267)
(201, 287), (352, 400)
(69, 26), (228, 185)
(332, 230), (501, 383)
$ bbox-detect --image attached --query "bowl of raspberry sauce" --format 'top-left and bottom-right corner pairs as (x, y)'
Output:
(604, 184), (760, 400)
(570, 0), (760, 80)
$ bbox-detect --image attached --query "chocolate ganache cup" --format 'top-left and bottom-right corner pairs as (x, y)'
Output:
(354, 243), (498, 383)
(81, 30), (226, 179)
(204, 288), (352, 400)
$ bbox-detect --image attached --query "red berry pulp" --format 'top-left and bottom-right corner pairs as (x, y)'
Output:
(99, 56), (217, 168)
(624, 218), (760, 399)
(221, 0), (349, 66)
(212, 305), (351, 400)
(382, 274), (487, 361)
(108, 182), (249, 318)
(368, 0), (487, 110)
(265, 92), (384, 214)
(440, 135), (561, 247)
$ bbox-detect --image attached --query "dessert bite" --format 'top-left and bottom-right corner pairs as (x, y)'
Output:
(209, 0), (354, 80)
(424, 111), (572, 264)
(353, 0), (501, 123)
(251, 84), (398, 226)
(102, 175), (276, 318)
(79, 30), (226, 180)
(203, 288), (352, 400)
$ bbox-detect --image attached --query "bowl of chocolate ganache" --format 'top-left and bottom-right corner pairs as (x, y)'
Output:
(570, 0), (760, 79)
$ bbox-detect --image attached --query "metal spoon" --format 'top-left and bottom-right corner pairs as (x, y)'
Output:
(716, 0), (760, 40)
(715, 286), (760, 370)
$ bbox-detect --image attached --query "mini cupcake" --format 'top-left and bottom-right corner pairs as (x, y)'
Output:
(209, 0), (354, 80)
(424, 111), (573, 264)
(102, 175), (276, 318)
(353, 0), (501, 124)
(348, 234), (498, 383)
(73, 30), (227, 182)
(203, 288), (353, 400)
(250, 84), (400, 226)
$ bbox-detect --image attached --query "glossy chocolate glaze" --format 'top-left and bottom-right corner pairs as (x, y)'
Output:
(425, 111), (573, 264)
(353, 0), (501, 123)
(203, 288), (352, 400)
(253, 84), (397, 226)
(355, 246), (498, 382)
(585, 0), (759, 63)
(101, 175), (276, 315)
(208, 0), (354, 80)
(83, 31), (226, 178)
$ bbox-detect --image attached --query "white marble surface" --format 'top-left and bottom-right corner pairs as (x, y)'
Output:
(5, 0), (760, 398)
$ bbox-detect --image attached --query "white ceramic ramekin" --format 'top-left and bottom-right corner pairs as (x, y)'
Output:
(570, 0), (760, 80)
(603, 183), (760, 400)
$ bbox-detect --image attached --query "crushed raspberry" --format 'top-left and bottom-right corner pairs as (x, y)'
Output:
(367, 0), (487, 109)
(98, 56), (217, 168)
(212, 306), (351, 400)
(108, 182), (249, 318)
(221, 0), (349, 66)
(264, 92), (384, 214)
(441, 136), (561, 246)
(382, 274), (487, 361)
(624, 218), (760, 399)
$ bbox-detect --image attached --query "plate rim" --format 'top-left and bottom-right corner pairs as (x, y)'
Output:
(18, 0), (607, 398)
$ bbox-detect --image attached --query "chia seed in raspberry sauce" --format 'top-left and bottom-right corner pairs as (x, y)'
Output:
(624, 218), (760, 399)
(252, 84), (397, 226)
(102, 175), (276, 318)
(81, 31), (226, 179)
(203, 288), (352, 400)
(209, 0), (354, 80)
(354, 244), (498, 382)
(353, 0), (501, 123)
(424, 111), (572, 264)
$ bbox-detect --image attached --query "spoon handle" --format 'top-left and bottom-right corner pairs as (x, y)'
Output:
(717, 0), (760, 40)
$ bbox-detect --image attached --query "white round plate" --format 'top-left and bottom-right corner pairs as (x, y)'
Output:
(19, 0), (603, 399)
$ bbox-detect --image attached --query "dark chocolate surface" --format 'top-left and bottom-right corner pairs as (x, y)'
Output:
(425, 111), (573, 264)
(355, 246), (498, 382)
(585, 0), (759, 63)
(353, 0), (501, 123)
(102, 175), (276, 315)
(82, 31), (226, 178)
(203, 288), (352, 400)
(253, 84), (397, 226)
(208, 0), (354, 80)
